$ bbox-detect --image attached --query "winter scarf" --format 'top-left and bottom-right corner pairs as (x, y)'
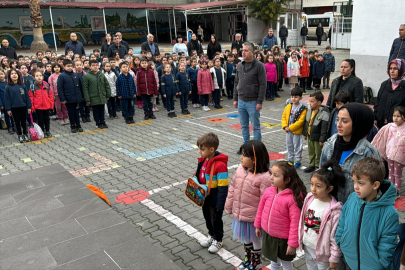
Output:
(331, 103), (374, 165)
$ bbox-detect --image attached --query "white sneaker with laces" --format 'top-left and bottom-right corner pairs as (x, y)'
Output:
(208, 240), (223, 253)
(206, 106), (211, 111)
(200, 235), (214, 248)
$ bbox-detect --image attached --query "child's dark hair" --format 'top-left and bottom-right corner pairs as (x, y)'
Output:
(273, 161), (307, 208)
(36, 62), (45, 69)
(89, 59), (98, 66)
(140, 58), (148, 63)
(197, 132), (219, 150)
(51, 63), (63, 73)
(312, 160), (345, 199)
(309, 51), (314, 55)
(34, 70), (44, 77)
(314, 50), (318, 53)
(393, 106), (405, 119)
(62, 59), (73, 66)
(291, 87), (303, 97)
(119, 61), (129, 69)
(326, 46), (332, 50)
(310, 91), (324, 102)
(239, 140), (269, 174)
(7, 69), (23, 86)
(351, 157), (385, 184)
(333, 90), (350, 104)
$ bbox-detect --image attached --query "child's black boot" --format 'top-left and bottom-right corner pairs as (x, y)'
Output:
(238, 243), (253, 270)
(248, 249), (262, 270)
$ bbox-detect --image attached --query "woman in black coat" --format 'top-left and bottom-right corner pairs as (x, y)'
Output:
(207, 34), (222, 60)
(187, 33), (203, 56)
(374, 58), (405, 128)
(327, 59), (363, 108)
(101, 34), (112, 54)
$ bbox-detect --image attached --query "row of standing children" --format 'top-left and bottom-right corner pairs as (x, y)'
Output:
(195, 133), (399, 270)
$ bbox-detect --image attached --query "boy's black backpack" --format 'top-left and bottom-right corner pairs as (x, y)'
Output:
(363, 86), (374, 104)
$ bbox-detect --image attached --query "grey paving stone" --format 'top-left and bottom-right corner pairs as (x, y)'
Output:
(0, 196), (63, 223)
(55, 187), (95, 205)
(12, 178), (84, 204)
(0, 219), (86, 261)
(76, 208), (126, 233)
(0, 217), (34, 240)
(48, 222), (140, 265)
(52, 250), (120, 270)
(0, 248), (57, 270)
(123, 252), (179, 270)
(27, 197), (109, 230)
(0, 178), (45, 197)
(0, 194), (17, 209)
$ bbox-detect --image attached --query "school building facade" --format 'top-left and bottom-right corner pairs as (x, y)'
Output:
(0, 0), (303, 50)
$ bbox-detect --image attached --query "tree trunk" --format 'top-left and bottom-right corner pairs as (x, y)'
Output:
(29, 0), (48, 52)
(30, 27), (48, 52)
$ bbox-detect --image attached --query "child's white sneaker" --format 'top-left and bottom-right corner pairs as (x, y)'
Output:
(208, 240), (223, 253)
(206, 106), (211, 111)
(200, 234), (214, 248)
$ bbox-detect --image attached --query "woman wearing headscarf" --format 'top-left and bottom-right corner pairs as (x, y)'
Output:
(187, 33), (203, 57)
(207, 34), (222, 60)
(373, 58), (405, 129)
(326, 59), (364, 108)
(320, 103), (380, 203)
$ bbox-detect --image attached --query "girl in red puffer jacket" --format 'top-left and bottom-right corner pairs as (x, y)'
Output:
(29, 71), (54, 137)
(225, 140), (272, 270)
(254, 161), (307, 270)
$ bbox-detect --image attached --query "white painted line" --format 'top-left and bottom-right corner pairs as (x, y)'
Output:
(279, 145), (308, 155)
(192, 110), (239, 120)
(260, 116), (282, 122)
(261, 129), (284, 135)
(104, 250), (123, 270)
(185, 120), (243, 138)
(140, 198), (242, 267)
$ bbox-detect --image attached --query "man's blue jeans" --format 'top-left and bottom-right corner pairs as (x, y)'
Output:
(238, 99), (261, 143)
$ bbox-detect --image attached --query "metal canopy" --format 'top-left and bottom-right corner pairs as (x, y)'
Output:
(181, 4), (246, 15)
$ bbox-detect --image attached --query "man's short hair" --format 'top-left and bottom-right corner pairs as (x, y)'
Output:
(309, 91), (324, 102)
(268, 28), (273, 31)
(235, 33), (242, 37)
(197, 132), (219, 150)
(351, 157), (385, 184)
(243, 42), (255, 52)
(334, 91), (351, 104)
(119, 61), (129, 68)
(291, 87), (303, 97)
(62, 59), (73, 66)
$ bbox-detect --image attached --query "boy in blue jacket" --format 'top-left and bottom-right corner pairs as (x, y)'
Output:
(335, 157), (398, 270)
(312, 55), (325, 91)
(322, 46), (335, 89)
(196, 132), (228, 254)
(175, 62), (191, 115)
(116, 61), (136, 124)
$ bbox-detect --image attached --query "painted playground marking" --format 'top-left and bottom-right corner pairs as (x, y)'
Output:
(68, 153), (121, 177)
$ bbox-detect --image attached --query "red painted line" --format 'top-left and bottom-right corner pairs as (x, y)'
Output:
(115, 190), (150, 205)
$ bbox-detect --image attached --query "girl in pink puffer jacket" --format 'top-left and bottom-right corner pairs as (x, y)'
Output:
(254, 161), (307, 270)
(225, 141), (272, 270)
(298, 160), (344, 270)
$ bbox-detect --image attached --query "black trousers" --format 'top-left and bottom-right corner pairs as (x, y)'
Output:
(11, 107), (27, 135)
(317, 35), (322, 45)
(66, 103), (81, 128)
(92, 104), (105, 123)
(36, 109), (50, 132)
(323, 71), (331, 86)
(202, 195), (224, 241)
(299, 77), (307, 90)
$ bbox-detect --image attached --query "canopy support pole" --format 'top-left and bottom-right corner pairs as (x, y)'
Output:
(49, 6), (57, 52)
(102, 8), (107, 34)
(146, 9), (150, 34)
(168, 10), (172, 43)
(173, 9), (177, 38)
(154, 10), (158, 42)
(184, 11), (188, 41)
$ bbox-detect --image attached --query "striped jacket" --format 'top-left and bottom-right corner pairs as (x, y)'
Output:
(196, 152), (229, 210)
(116, 72), (137, 99)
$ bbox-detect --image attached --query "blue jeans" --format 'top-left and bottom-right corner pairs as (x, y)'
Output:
(280, 37), (287, 49)
(238, 99), (261, 143)
(200, 94), (209, 106)
(120, 98), (135, 119)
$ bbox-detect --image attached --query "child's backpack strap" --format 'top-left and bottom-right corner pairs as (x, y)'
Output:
(30, 83), (35, 97)
(207, 161), (216, 195)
